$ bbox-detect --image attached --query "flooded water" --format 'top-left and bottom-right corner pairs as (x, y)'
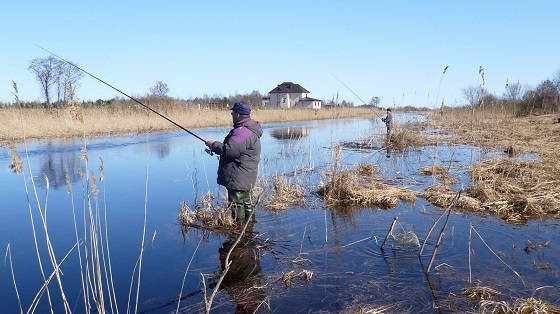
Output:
(1, 114), (559, 313)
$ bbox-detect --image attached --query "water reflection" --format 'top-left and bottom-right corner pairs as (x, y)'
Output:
(37, 151), (82, 190)
(152, 142), (171, 159)
(218, 224), (265, 313)
(270, 127), (309, 140)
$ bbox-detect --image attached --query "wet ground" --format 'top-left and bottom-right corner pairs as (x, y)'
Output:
(1, 114), (559, 313)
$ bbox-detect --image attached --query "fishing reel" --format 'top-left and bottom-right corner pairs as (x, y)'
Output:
(205, 148), (214, 156)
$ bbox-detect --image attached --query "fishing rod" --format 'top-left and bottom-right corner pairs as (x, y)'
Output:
(331, 74), (368, 106)
(35, 44), (207, 143)
(332, 74), (385, 122)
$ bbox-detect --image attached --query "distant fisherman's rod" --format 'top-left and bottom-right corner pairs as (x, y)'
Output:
(35, 44), (207, 143)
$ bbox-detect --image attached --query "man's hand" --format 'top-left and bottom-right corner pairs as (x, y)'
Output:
(205, 140), (214, 148)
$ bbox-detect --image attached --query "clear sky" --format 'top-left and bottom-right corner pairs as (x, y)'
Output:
(1, 1), (559, 107)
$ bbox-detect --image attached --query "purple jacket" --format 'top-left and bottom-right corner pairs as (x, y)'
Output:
(210, 118), (262, 191)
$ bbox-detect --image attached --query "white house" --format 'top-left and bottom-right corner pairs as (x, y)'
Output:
(263, 82), (322, 109)
(297, 97), (322, 109)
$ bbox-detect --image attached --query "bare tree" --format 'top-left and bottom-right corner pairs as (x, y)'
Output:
(369, 96), (381, 107)
(462, 85), (488, 107)
(504, 81), (522, 101)
(553, 69), (560, 91)
(150, 81), (169, 97)
(61, 62), (83, 103)
(28, 57), (58, 105)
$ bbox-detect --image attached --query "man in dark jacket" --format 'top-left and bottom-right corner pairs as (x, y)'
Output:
(205, 102), (262, 222)
(381, 108), (393, 135)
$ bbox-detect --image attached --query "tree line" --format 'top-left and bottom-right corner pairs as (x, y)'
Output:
(461, 70), (560, 116)
(6, 56), (560, 116)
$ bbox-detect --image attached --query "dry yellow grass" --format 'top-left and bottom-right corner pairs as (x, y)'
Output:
(178, 192), (236, 230)
(463, 286), (502, 301)
(428, 109), (560, 158)
(0, 106), (379, 142)
(413, 109), (560, 224)
(419, 165), (457, 185)
(417, 185), (481, 212)
(318, 163), (416, 209)
(265, 175), (306, 211)
(478, 297), (560, 314)
(386, 126), (437, 150)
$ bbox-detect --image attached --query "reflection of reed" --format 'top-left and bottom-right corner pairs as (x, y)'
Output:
(151, 142), (170, 159)
(270, 127), (309, 140)
(38, 152), (81, 189)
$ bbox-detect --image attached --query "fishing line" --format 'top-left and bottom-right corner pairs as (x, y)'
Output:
(34, 44), (207, 143)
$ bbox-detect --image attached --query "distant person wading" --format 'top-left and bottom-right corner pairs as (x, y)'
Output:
(381, 108), (393, 135)
(205, 102), (262, 222)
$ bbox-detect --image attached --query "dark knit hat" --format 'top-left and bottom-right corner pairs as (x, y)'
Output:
(231, 102), (251, 115)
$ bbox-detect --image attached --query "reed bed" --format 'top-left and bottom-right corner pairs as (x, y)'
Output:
(0, 106), (379, 142)
(477, 297), (560, 314)
(428, 110), (560, 158)
(413, 109), (560, 223)
(178, 192), (236, 230)
(386, 127), (437, 150)
(317, 163), (416, 209)
(265, 175), (306, 211)
(419, 159), (560, 223)
(469, 158), (560, 223)
(417, 185), (480, 212)
(419, 165), (457, 185)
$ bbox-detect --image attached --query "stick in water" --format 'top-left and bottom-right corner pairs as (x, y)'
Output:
(380, 217), (398, 250)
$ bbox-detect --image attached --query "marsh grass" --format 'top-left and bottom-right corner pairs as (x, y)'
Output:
(469, 158), (560, 223)
(417, 185), (480, 211)
(463, 286), (502, 301)
(0, 106), (379, 142)
(280, 270), (314, 287)
(412, 108), (560, 223)
(386, 126), (436, 150)
(478, 297), (560, 314)
(265, 175), (305, 211)
(317, 163), (416, 209)
(178, 192), (236, 231)
(419, 165), (457, 185)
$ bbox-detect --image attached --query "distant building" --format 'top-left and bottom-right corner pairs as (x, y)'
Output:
(261, 96), (270, 107)
(263, 82), (321, 109)
(297, 97), (322, 109)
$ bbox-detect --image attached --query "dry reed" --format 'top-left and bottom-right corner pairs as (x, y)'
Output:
(463, 286), (502, 301)
(419, 165), (457, 185)
(265, 175), (305, 211)
(0, 106), (379, 142)
(478, 297), (560, 314)
(178, 192), (236, 230)
(418, 185), (480, 212)
(468, 158), (560, 223)
(386, 127), (436, 150)
(419, 158), (560, 223)
(281, 270), (314, 287)
(317, 163), (416, 209)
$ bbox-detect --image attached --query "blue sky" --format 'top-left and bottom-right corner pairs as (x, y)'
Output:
(1, 1), (559, 107)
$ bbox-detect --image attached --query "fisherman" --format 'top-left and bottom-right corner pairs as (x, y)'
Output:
(205, 102), (262, 222)
(381, 108), (393, 135)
